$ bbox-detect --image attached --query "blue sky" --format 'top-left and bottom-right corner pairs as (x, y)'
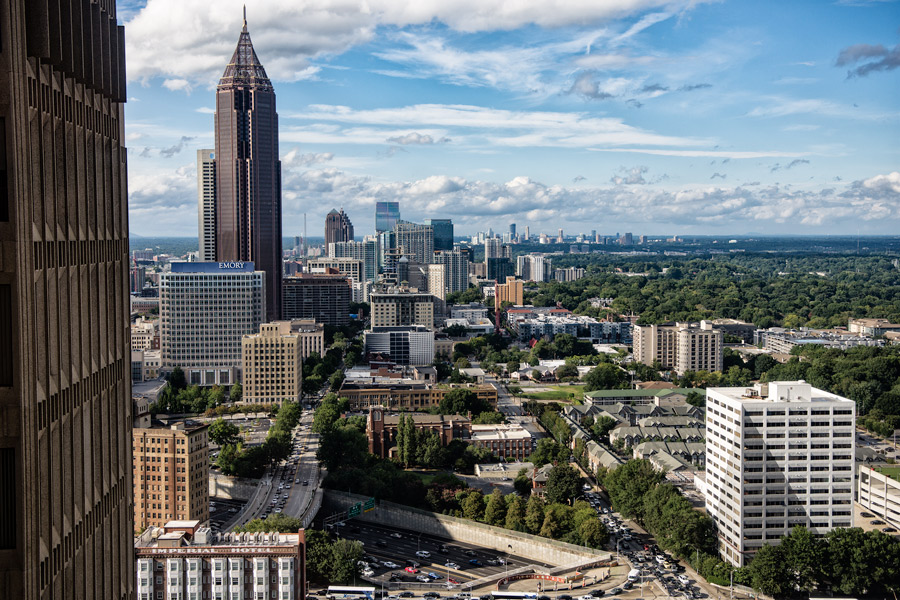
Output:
(122, 0), (900, 238)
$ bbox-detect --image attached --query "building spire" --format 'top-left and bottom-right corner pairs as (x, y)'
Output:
(242, 5), (247, 32)
(219, 9), (272, 89)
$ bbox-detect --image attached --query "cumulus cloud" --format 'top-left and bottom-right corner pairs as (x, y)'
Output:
(162, 78), (192, 92)
(281, 149), (334, 167)
(836, 43), (900, 77)
(862, 171), (900, 194)
(611, 166), (649, 185)
(567, 72), (615, 100)
(386, 132), (450, 145)
(126, 0), (714, 86)
(159, 136), (195, 158)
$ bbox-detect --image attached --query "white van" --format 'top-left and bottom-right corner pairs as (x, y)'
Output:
(627, 569), (640, 582)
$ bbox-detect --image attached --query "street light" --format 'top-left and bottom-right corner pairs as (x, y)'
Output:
(506, 544), (512, 582)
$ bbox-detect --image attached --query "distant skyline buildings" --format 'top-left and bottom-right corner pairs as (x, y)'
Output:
(375, 201), (401, 233)
(325, 208), (354, 245)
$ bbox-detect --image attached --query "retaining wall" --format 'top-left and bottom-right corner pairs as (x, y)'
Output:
(209, 474), (259, 501)
(324, 491), (609, 567)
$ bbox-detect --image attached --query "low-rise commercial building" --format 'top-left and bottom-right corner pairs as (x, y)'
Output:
(135, 521), (306, 600)
(132, 317), (160, 350)
(469, 424), (535, 461)
(133, 422), (210, 532)
(756, 327), (885, 353)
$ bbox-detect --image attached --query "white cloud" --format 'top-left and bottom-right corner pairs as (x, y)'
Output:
(125, 0), (715, 86)
(195, 106), (216, 114)
(590, 148), (809, 159)
(162, 78), (192, 92)
(862, 171), (900, 194)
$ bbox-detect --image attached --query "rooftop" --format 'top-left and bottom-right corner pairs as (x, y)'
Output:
(710, 381), (853, 404)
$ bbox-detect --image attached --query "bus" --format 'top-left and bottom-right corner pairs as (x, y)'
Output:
(491, 593), (538, 600)
(326, 587), (376, 600)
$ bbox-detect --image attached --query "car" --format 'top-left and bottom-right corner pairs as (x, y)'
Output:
(608, 589), (622, 596)
(558, 596), (573, 600)
(382, 561), (400, 569)
(405, 566), (419, 574)
(678, 575), (690, 585)
(439, 545), (450, 553)
(416, 575), (430, 583)
(390, 532), (403, 539)
(861, 511), (875, 518)
(622, 582), (633, 590)
(445, 562), (460, 570)
(423, 591), (440, 597)
(416, 550), (431, 559)
(871, 520), (886, 525)
(375, 540), (387, 547)
(883, 527), (897, 533)
(426, 572), (440, 580)
(448, 578), (460, 585)
(303, 481), (309, 486)
(468, 559), (482, 567)
(463, 549), (476, 557)
(362, 569), (375, 577)
(295, 478), (300, 484)
(399, 593), (414, 598)
(405, 560), (420, 568)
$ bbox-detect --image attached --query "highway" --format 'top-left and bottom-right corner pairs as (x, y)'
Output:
(222, 411), (322, 530)
(328, 521), (553, 588)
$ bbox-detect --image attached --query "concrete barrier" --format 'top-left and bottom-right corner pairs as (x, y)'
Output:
(324, 491), (610, 567)
(209, 474), (260, 501)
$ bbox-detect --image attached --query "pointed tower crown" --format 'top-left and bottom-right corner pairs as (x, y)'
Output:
(219, 11), (272, 90)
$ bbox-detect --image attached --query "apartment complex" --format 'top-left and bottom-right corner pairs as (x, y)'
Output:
(435, 246), (471, 295)
(848, 318), (900, 337)
(633, 321), (723, 375)
(135, 522), (306, 600)
(329, 238), (378, 281)
(133, 422), (210, 532)
(0, 2), (134, 596)
(282, 274), (351, 326)
(395, 222), (434, 264)
(306, 257), (363, 283)
(701, 382), (855, 567)
(516, 254), (551, 283)
(495, 276), (524, 308)
(370, 292), (435, 328)
(366, 407), (471, 458)
(339, 382), (498, 411)
(159, 262), (265, 386)
(241, 322), (305, 404)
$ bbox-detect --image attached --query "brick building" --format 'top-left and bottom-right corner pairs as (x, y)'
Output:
(366, 407), (471, 458)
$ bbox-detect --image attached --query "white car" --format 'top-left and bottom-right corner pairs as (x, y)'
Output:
(382, 561), (400, 569)
(362, 569), (375, 577)
(416, 550), (431, 559)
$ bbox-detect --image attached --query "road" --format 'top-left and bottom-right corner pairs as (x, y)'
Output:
(222, 411), (322, 530)
(483, 372), (524, 417)
(329, 521), (554, 589)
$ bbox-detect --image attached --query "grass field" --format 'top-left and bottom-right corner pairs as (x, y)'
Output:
(521, 385), (586, 402)
(876, 465), (900, 482)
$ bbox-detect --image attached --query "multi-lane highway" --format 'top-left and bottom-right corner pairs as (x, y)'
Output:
(222, 411), (322, 530)
(330, 521), (553, 588)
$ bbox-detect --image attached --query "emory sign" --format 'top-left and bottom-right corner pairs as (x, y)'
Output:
(219, 262), (245, 269)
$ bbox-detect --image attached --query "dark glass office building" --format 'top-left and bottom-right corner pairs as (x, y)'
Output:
(375, 201), (400, 233)
(425, 218), (453, 251)
(215, 16), (283, 320)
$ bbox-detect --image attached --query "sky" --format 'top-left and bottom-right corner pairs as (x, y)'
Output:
(121, 0), (900, 238)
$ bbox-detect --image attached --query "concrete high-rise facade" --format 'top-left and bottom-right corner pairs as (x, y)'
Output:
(160, 262), (265, 386)
(133, 422), (210, 532)
(214, 15), (282, 321)
(633, 322), (723, 375)
(395, 222), (434, 264)
(328, 238), (377, 281)
(197, 149), (217, 261)
(282, 275), (351, 326)
(435, 247), (470, 295)
(701, 382), (855, 567)
(242, 322), (304, 404)
(0, 1), (134, 597)
(495, 276), (524, 308)
(375, 201), (400, 233)
(370, 292), (435, 328)
(324, 208), (354, 246)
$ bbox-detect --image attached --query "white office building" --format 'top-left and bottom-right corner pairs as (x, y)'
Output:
(700, 381), (855, 567)
(160, 262), (265, 386)
(197, 149), (217, 262)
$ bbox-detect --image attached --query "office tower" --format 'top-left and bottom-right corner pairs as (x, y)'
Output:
(136, 523), (306, 600)
(328, 237), (377, 281)
(160, 263), (265, 386)
(131, 265), (147, 294)
(425, 263), (446, 301)
(632, 322), (723, 375)
(133, 422), (210, 531)
(509, 224), (516, 238)
(375, 201), (400, 232)
(282, 275), (351, 326)
(324, 208), (354, 245)
(364, 326), (435, 366)
(557, 228), (564, 243)
(215, 14), (282, 321)
(486, 257), (514, 281)
(0, 1), (134, 597)
(702, 382), (855, 567)
(242, 322), (304, 404)
(197, 149), (217, 261)
(395, 222), (434, 264)
(424, 218), (453, 251)
(370, 292), (435, 328)
(435, 247), (470, 295)
(524, 225), (530, 241)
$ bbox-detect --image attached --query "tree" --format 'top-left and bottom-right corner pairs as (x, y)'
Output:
(276, 401), (302, 430)
(316, 425), (368, 471)
(483, 488), (507, 527)
(236, 512), (302, 533)
(472, 411), (505, 425)
(779, 526), (825, 593)
(514, 469), (532, 497)
(748, 544), (791, 597)
(555, 364), (579, 380)
(528, 438), (568, 468)
(304, 529), (334, 580)
(602, 459), (664, 524)
(539, 511), (561, 539)
(583, 363), (628, 392)
(505, 495), (527, 531)
(229, 382), (242, 403)
(591, 415), (618, 441)
(312, 394), (347, 434)
(506, 360), (521, 375)
(439, 388), (490, 416)
(166, 366), (187, 391)
(208, 418), (241, 447)
(462, 490), (486, 522)
(579, 519), (609, 549)
(544, 464), (581, 505)
(329, 370), (345, 392)
(524, 495), (545, 534)
(330, 538), (365, 583)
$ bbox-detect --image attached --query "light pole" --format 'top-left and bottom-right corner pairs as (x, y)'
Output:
(506, 544), (512, 582)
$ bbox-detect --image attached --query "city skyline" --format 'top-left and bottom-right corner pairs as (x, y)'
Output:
(122, 0), (899, 237)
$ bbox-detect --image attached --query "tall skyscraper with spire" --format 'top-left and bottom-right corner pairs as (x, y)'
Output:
(325, 208), (354, 246)
(0, 1), (133, 597)
(215, 10), (283, 320)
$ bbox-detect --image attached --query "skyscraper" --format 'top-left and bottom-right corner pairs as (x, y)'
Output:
(197, 149), (217, 261)
(325, 208), (354, 245)
(215, 12), (283, 320)
(375, 201), (400, 233)
(0, 1), (134, 597)
(424, 218), (453, 251)
(395, 222), (434, 264)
